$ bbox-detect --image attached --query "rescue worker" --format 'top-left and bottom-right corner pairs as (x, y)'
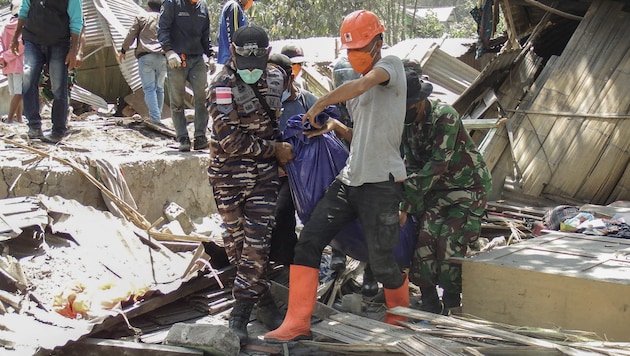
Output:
(217, 0), (254, 65)
(207, 24), (294, 345)
(158, 0), (213, 151)
(264, 10), (409, 343)
(399, 70), (492, 315)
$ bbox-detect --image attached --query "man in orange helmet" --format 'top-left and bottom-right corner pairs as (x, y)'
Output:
(264, 9), (409, 343)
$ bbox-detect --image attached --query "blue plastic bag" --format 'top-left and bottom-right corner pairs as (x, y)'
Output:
(283, 109), (416, 268)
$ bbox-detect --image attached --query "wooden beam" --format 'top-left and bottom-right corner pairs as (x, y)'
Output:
(523, 0), (583, 21)
(505, 109), (630, 119)
(391, 307), (586, 356)
(462, 118), (501, 130)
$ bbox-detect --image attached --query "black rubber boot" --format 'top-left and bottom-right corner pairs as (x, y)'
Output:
(419, 286), (443, 314)
(442, 291), (461, 315)
(330, 249), (346, 272)
(255, 291), (284, 330)
(228, 299), (255, 346)
(361, 264), (379, 298)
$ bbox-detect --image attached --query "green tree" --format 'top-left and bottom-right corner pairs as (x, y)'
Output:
(212, 0), (492, 44)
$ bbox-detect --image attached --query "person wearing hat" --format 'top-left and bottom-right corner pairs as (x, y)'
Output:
(119, 0), (166, 125)
(207, 24), (294, 346)
(158, 0), (213, 152)
(265, 9), (409, 343)
(217, 0), (255, 65)
(281, 44), (310, 90)
(0, 0), (24, 124)
(399, 69), (491, 316)
(11, 0), (83, 143)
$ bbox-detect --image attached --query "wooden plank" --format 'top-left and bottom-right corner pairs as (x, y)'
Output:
(328, 312), (414, 338)
(609, 163), (630, 203)
(542, 6), (630, 201)
(312, 314), (413, 345)
(464, 346), (563, 356)
(461, 119), (500, 130)
(395, 334), (460, 356)
(518, 1), (625, 197)
(461, 233), (630, 342)
(300, 340), (403, 355)
(481, 50), (547, 176)
(486, 201), (546, 217)
(391, 308), (585, 355)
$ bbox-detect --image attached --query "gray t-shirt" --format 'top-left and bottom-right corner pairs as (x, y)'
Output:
(339, 55), (407, 186)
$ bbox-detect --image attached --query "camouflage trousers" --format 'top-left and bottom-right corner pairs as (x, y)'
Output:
(213, 178), (279, 300)
(409, 189), (487, 294)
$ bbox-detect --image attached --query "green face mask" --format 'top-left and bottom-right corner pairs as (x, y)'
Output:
(237, 69), (264, 84)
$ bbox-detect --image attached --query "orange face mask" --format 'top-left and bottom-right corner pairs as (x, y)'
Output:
(347, 41), (377, 75)
(243, 0), (253, 10)
(292, 63), (302, 77)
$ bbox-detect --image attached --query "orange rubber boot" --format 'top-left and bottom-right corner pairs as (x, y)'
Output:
(263, 265), (319, 343)
(384, 274), (410, 325)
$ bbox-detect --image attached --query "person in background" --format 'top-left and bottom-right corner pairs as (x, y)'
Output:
(207, 25), (294, 346)
(12, 0), (83, 143)
(217, 0), (254, 65)
(158, 0), (213, 152)
(399, 70), (491, 315)
(119, 0), (166, 125)
(0, 0), (24, 124)
(265, 9), (409, 343)
(266, 53), (317, 266)
(280, 44), (308, 90)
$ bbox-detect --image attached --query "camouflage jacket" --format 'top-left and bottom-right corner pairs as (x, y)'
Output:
(207, 63), (285, 187)
(400, 99), (492, 214)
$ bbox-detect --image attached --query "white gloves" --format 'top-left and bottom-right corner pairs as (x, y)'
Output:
(166, 50), (182, 69)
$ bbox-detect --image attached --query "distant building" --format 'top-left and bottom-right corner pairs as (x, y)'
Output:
(405, 6), (457, 29)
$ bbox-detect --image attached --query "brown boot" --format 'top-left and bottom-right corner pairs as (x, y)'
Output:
(263, 265), (319, 343)
(384, 274), (410, 325)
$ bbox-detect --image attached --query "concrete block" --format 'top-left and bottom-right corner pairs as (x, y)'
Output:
(164, 323), (240, 356)
(164, 201), (195, 235)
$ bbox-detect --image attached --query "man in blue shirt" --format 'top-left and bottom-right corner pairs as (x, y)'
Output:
(217, 0), (254, 65)
(12, 0), (83, 143)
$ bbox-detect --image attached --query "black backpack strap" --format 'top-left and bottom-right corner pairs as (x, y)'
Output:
(249, 83), (277, 120)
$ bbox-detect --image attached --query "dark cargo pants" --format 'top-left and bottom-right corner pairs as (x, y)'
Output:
(293, 179), (404, 290)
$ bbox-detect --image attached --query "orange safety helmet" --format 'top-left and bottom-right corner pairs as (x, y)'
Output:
(340, 10), (385, 49)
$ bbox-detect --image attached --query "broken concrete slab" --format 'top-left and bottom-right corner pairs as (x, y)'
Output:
(0, 123), (217, 223)
(164, 322), (240, 356)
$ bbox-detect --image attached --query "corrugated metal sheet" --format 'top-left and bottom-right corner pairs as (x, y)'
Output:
(82, 0), (110, 48)
(452, 48), (521, 114)
(0, 194), (197, 354)
(90, 0), (144, 92)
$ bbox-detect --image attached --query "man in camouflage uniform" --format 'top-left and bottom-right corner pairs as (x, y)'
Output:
(207, 25), (294, 345)
(399, 70), (491, 315)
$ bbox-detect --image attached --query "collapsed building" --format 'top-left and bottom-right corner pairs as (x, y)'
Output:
(0, 0), (629, 355)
